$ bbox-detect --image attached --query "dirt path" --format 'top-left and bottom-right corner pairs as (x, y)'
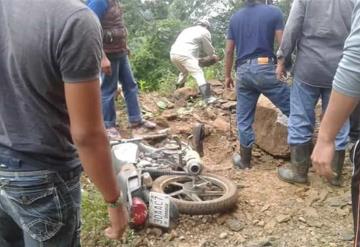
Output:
(82, 90), (354, 247)
(130, 92), (354, 247)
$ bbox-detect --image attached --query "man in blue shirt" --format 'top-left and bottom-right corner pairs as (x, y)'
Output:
(224, 0), (290, 169)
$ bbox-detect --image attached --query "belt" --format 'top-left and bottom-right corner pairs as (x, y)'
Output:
(0, 164), (82, 182)
(238, 56), (276, 67)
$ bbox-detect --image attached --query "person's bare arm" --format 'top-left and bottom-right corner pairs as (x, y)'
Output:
(64, 79), (127, 239)
(224, 39), (235, 89)
(312, 90), (358, 178)
(275, 30), (283, 47)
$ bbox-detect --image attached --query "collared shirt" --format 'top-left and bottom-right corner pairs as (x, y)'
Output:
(227, 3), (284, 65)
(170, 25), (215, 59)
(278, 0), (354, 88)
(334, 0), (360, 98)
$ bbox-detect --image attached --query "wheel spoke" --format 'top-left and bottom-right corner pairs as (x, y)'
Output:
(169, 182), (184, 188)
(194, 181), (210, 188)
(190, 193), (203, 202)
(169, 189), (184, 197)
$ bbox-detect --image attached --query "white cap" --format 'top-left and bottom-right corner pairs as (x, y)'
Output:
(197, 19), (210, 29)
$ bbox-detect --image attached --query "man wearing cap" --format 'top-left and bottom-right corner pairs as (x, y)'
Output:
(224, 0), (290, 169)
(170, 20), (219, 104)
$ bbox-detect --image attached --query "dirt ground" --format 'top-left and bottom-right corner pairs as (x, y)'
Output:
(83, 90), (354, 247)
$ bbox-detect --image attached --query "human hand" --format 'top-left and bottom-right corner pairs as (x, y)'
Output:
(101, 55), (112, 76)
(212, 54), (220, 62)
(225, 77), (234, 89)
(105, 205), (128, 240)
(311, 138), (335, 181)
(276, 63), (286, 81)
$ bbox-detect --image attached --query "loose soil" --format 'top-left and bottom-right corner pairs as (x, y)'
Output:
(82, 90), (354, 247)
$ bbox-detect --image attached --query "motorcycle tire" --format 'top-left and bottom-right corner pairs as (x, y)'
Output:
(151, 174), (238, 215)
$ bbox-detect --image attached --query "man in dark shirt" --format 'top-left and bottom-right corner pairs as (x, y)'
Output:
(0, 0), (127, 246)
(224, 0), (290, 169)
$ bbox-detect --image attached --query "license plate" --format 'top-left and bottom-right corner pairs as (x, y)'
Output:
(149, 192), (171, 228)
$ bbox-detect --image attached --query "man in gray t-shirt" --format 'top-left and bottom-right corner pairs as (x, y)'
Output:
(312, 1), (360, 243)
(276, 0), (353, 186)
(0, 0), (127, 245)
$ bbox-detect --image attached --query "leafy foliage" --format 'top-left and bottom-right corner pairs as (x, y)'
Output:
(121, 0), (293, 91)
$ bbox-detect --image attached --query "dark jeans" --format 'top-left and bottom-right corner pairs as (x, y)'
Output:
(352, 141), (360, 246)
(350, 104), (360, 143)
(236, 61), (290, 147)
(0, 165), (81, 247)
(101, 53), (142, 128)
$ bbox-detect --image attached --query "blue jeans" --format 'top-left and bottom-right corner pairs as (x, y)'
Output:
(288, 79), (349, 150)
(236, 62), (290, 147)
(0, 158), (81, 247)
(101, 53), (142, 128)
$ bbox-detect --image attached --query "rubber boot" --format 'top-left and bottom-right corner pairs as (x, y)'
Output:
(199, 84), (217, 105)
(232, 146), (252, 169)
(277, 142), (312, 184)
(329, 150), (345, 186)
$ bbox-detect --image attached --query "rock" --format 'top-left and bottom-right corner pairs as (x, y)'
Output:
(342, 231), (354, 241)
(219, 232), (228, 239)
(199, 239), (217, 247)
(258, 220), (265, 227)
(306, 221), (323, 228)
(223, 90), (237, 101)
(216, 214), (229, 225)
(298, 217), (306, 223)
(162, 110), (178, 121)
(212, 86), (224, 95)
(155, 117), (170, 128)
(179, 235), (186, 241)
(208, 79), (224, 87)
(204, 108), (217, 120)
(211, 117), (230, 132)
(261, 204), (271, 212)
(276, 214), (291, 223)
(326, 195), (350, 208)
(302, 207), (319, 219)
(264, 219), (277, 230)
(174, 87), (198, 101)
(150, 227), (163, 237)
(254, 95), (289, 157)
(221, 101), (237, 110)
(226, 218), (244, 232)
(246, 237), (274, 247)
(156, 100), (168, 110)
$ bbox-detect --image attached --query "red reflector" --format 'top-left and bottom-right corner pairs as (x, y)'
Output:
(130, 197), (148, 226)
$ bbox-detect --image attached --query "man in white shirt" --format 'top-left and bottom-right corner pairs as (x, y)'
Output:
(170, 20), (218, 104)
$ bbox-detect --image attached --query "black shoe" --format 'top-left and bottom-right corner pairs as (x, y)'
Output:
(277, 142), (312, 184)
(199, 84), (217, 105)
(329, 150), (345, 186)
(232, 146), (252, 169)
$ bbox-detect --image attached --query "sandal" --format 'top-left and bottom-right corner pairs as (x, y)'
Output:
(130, 120), (157, 129)
(106, 127), (122, 141)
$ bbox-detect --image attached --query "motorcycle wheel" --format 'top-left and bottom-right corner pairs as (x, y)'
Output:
(151, 174), (238, 215)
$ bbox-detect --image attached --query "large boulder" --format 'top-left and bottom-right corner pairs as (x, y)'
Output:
(254, 96), (290, 157)
(174, 87), (198, 101)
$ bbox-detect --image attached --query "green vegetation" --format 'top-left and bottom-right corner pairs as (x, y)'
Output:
(120, 0), (293, 92)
